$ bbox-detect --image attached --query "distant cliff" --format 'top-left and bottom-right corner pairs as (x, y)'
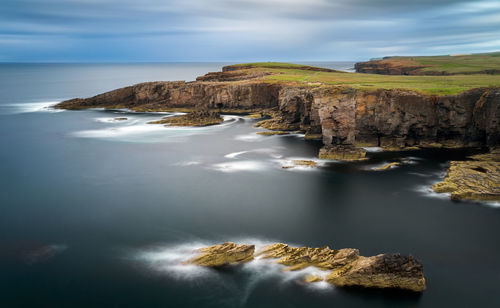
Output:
(355, 53), (500, 75)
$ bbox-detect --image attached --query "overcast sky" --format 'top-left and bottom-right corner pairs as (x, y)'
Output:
(1, 0), (499, 62)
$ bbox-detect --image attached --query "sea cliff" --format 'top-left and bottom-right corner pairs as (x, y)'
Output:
(56, 65), (500, 154)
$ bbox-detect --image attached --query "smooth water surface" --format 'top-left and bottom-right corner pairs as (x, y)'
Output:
(1, 63), (499, 308)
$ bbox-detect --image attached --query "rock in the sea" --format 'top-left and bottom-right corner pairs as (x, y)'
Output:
(256, 243), (359, 271)
(319, 146), (367, 161)
(432, 149), (500, 201)
(326, 254), (426, 292)
(185, 242), (426, 292)
(282, 160), (318, 169)
(184, 242), (255, 267)
(374, 162), (401, 171)
(149, 107), (223, 127)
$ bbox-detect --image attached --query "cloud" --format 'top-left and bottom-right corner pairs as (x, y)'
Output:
(0, 0), (499, 61)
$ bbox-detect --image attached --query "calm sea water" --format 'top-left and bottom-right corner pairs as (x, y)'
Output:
(0, 63), (499, 308)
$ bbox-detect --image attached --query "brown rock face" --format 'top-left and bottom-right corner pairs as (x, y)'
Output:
(256, 243), (359, 270)
(185, 242), (426, 292)
(185, 242), (255, 267)
(56, 81), (280, 111)
(432, 149), (500, 201)
(326, 254), (426, 292)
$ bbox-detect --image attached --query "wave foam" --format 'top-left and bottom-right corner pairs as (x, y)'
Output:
(234, 134), (264, 142)
(131, 238), (335, 295)
(209, 160), (267, 173)
(0, 101), (63, 115)
(72, 114), (243, 142)
(362, 147), (383, 152)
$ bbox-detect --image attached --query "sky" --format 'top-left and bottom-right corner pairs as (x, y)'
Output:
(1, 0), (500, 62)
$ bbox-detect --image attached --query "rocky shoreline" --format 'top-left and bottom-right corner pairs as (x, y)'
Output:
(55, 64), (500, 202)
(184, 242), (426, 292)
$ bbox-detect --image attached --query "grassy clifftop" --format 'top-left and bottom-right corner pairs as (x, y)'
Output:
(355, 51), (500, 76)
(223, 61), (500, 95)
(400, 52), (500, 74)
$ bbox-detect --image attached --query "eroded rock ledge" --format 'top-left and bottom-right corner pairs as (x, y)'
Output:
(433, 148), (500, 201)
(184, 242), (426, 292)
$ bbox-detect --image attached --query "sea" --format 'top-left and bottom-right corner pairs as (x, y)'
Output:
(0, 62), (499, 307)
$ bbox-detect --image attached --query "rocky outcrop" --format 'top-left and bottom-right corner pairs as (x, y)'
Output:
(432, 149), (500, 201)
(185, 242), (426, 292)
(55, 67), (500, 157)
(149, 106), (223, 126)
(184, 242), (254, 267)
(326, 254), (426, 292)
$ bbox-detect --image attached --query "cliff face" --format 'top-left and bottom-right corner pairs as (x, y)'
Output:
(56, 70), (500, 152)
(57, 81), (280, 111)
(354, 60), (427, 75)
(273, 87), (499, 150)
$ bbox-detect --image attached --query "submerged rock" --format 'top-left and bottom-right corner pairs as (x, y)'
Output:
(184, 242), (254, 267)
(184, 242), (426, 292)
(374, 162), (401, 171)
(432, 149), (500, 201)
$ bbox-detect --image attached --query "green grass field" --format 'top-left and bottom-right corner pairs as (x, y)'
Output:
(226, 60), (500, 96)
(408, 52), (500, 73)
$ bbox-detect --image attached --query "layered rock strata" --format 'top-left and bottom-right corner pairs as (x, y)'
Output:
(185, 242), (255, 267)
(184, 242), (426, 292)
(433, 148), (500, 201)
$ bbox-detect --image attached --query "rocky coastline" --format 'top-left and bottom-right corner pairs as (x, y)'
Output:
(184, 242), (426, 292)
(55, 64), (500, 202)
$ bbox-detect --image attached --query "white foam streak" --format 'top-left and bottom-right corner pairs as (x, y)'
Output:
(210, 160), (267, 172)
(363, 147), (383, 152)
(224, 151), (249, 159)
(234, 134), (264, 142)
(1, 101), (63, 115)
(132, 239), (336, 293)
(414, 184), (451, 200)
(72, 114), (243, 142)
